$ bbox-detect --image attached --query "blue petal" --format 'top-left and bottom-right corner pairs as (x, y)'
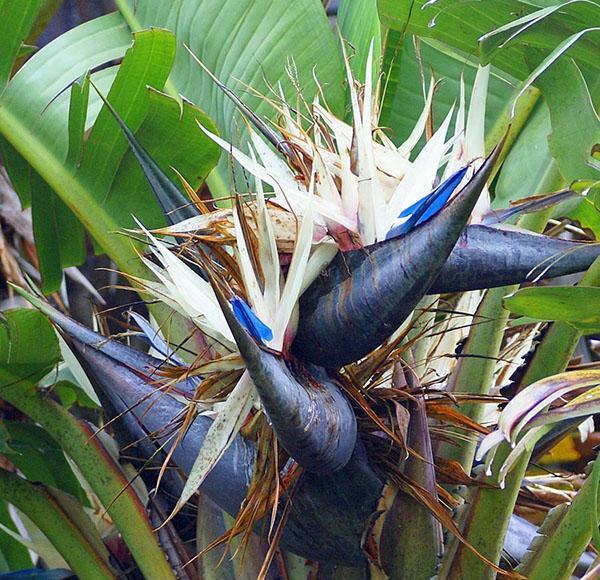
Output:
(0, 571), (75, 580)
(386, 166), (469, 240)
(230, 296), (274, 343)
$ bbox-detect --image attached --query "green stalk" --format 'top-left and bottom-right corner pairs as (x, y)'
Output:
(437, 285), (511, 470)
(0, 382), (176, 580)
(0, 469), (115, 579)
(445, 256), (600, 579)
(427, 84), (543, 470)
(112, 0), (137, 29)
(438, 208), (551, 471)
(522, 459), (600, 579)
(409, 295), (439, 379)
(484, 86), (540, 178)
(435, 84), (546, 469)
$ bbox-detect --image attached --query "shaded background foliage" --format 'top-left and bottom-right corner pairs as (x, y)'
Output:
(0, 0), (599, 578)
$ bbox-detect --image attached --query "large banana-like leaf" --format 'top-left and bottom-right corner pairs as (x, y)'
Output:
(378, 0), (600, 80)
(115, 0), (345, 185)
(378, 0), (599, 268)
(338, 0), (382, 83)
(536, 56), (600, 182)
(0, 12), (131, 206)
(0, 13), (219, 291)
(493, 102), (558, 207)
(381, 37), (514, 148)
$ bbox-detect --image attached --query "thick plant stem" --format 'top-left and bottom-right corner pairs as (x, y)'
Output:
(446, 256), (600, 579)
(437, 285), (511, 470)
(521, 460), (600, 579)
(0, 469), (116, 580)
(0, 382), (176, 580)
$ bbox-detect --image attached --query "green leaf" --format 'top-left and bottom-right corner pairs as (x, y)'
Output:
(382, 38), (514, 148)
(493, 102), (563, 207)
(0, 499), (33, 572)
(569, 191), (600, 238)
(504, 285), (600, 331)
(0, 469), (115, 579)
(478, 0), (600, 67)
(116, 0), (345, 184)
(31, 176), (87, 293)
(139, 88), (219, 191)
(518, 456), (600, 578)
(536, 57), (600, 182)
(30, 70), (89, 289)
(0, 0), (42, 89)
(66, 73), (91, 170)
(0, 13), (131, 206)
(54, 380), (98, 410)
(2, 421), (87, 504)
(95, 85), (217, 223)
(0, 2), (72, 292)
(0, 309), (59, 386)
(379, 0), (531, 78)
(0, 13), (133, 290)
(338, 0), (381, 83)
(379, 27), (405, 130)
(0, 15), (219, 295)
(78, 28), (175, 209)
(377, 0), (600, 80)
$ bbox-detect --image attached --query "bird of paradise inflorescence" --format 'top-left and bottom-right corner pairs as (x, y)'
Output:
(20, 43), (600, 573)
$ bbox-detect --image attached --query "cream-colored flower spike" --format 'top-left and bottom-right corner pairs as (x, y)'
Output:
(195, 46), (490, 252)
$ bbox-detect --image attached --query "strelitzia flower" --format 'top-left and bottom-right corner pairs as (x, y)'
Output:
(164, 50), (600, 370)
(20, 44), (600, 570)
(132, 170), (353, 517)
(119, 50), (600, 500)
(22, 289), (592, 569)
(195, 45), (488, 251)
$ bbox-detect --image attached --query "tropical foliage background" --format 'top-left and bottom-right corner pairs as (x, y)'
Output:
(0, 0), (599, 578)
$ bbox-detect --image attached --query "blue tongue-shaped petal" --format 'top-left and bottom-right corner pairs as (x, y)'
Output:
(230, 296), (273, 343)
(210, 282), (357, 473)
(386, 166), (469, 240)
